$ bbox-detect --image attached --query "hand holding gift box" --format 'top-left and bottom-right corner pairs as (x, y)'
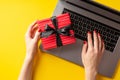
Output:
(37, 13), (76, 50)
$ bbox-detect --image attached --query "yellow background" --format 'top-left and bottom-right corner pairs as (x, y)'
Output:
(0, 0), (120, 80)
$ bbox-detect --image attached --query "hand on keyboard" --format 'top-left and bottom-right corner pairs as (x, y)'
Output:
(81, 31), (105, 80)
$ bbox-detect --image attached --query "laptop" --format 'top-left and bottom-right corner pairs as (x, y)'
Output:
(40, 0), (120, 77)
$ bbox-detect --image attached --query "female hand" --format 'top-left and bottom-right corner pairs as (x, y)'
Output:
(81, 31), (105, 80)
(18, 21), (41, 80)
(25, 21), (41, 61)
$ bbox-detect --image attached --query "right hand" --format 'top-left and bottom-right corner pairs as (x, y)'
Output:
(81, 30), (105, 80)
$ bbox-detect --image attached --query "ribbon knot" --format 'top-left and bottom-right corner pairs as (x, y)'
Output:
(40, 16), (73, 47)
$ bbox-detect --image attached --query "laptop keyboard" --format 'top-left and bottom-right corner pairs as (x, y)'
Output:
(63, 8), (120, 52)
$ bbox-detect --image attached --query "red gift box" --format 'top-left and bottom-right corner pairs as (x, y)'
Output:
(37, 13), (76, 50)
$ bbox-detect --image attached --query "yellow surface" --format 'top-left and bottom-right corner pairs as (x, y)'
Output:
(0, 0), (120, 80)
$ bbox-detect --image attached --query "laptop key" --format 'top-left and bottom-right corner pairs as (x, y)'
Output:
(110, 39), (117, 44)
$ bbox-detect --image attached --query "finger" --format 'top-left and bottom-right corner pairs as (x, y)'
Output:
(32, 25), (38, 32)
(26, 21), (37, 37)
(34, 29), (41, 43)
(82, 41), (88, 55)
(93, 30), (99, 51)
(98, 33), (102, 51)
(102, 40), (105, 53)
(87, 31), (93, 48)
(31, 25), (39, 38)
(81, 41), (87, 65)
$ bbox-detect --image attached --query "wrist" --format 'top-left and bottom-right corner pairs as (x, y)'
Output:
(25, 54), (34, 63)
(85, 68), (98, 80)
(85, 69), (97, 75)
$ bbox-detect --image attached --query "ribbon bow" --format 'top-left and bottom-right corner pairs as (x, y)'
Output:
(40, 16), (73, 47)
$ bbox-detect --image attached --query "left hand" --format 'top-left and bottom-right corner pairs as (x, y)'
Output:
(25, 21), (41, 61)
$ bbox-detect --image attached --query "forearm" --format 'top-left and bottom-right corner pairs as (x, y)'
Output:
(18, 56), (34, 80)
(85, 69), (97, 80)
(19, 21), (41, 80)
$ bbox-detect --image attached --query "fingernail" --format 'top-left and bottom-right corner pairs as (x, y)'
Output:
(88, 31), (91, 34)
(83, 41), (87, 44)
(94, 30), (97, 33)
(98, 33), (101, 36)
(36, 20), (39, 23)
(38, 28), (41, 32)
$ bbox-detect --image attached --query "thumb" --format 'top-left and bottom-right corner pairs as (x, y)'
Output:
(82, 41), (88, 56)
(81, 41), (88, 64)
(34, 29), (41, 42)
